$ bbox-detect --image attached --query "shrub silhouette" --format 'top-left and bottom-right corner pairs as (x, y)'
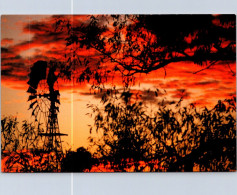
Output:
(1, 117), (62, 172)
(61, 147), (96, 172)
(89, 89), (236, 172)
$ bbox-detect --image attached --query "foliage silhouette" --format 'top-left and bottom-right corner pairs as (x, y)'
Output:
(1, 117), (64, 172)
(55, 15), (235, 81)
(88, 89), (236, 172)
(1, 117), (44, 152)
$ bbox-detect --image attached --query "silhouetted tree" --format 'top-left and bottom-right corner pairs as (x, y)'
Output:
(61, 147), (96, 172)
(57, 15), (235, 80)
(59, 15), (234, 171)
(88, 89), (155, 171)
(88, 89), (236, 172)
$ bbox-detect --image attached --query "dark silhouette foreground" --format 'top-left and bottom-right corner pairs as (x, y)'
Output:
(88, 90), (236, 172)
(1, 94), (236, 172)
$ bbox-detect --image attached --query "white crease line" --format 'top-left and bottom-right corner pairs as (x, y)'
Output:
(71, 1), (74, 195)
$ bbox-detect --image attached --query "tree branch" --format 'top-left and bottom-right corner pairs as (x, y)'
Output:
(193, 60), (218, 74)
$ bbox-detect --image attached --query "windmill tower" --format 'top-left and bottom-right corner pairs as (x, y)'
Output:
(27, 61), (67, 154)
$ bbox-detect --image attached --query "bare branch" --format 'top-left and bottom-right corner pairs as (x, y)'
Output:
(193, 60), (219, 74)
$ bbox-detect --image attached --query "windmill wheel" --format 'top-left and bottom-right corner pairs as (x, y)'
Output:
(28, 79), (51, 126)
(27, 61), (53, 128)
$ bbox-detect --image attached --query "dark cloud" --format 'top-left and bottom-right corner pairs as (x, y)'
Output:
(1, 47), (10, 53)
(1, 62), (28, 80)
(79, 88), (165, 104)
(139, 89), (164, 102)
(227, 92), (236, 96)
(1, 55), (22, 62)
(79, 91), (104, 100)
(1, 69), (12, 76)
(171, 89), (191, 99)
(157, 99), (176, 107)
(24, 22), (49, 33)
(1, 45), (29, 83)
(196, 80), (220, 85)
(159, 80), (179, 89)
(182, 70), (208, 76)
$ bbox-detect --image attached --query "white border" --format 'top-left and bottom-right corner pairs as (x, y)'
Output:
(0, 1), (236, 195)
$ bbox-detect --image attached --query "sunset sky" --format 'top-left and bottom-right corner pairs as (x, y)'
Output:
(1, 15), (236, 151)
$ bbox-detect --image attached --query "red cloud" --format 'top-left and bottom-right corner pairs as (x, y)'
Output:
(1, 38), (13, 46)
(1, 15), (236, 109)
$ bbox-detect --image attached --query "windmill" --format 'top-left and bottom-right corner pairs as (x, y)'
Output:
(27, 61), (67, 155)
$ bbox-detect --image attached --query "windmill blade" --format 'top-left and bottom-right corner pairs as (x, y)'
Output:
(32, 105), (39, 116)
(29, 100), (37, 109)
(27, 87), (37, 94)
(28, 94), (37, 101)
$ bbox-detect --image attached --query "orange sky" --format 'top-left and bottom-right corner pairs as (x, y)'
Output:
(1, 15), (236, 151)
